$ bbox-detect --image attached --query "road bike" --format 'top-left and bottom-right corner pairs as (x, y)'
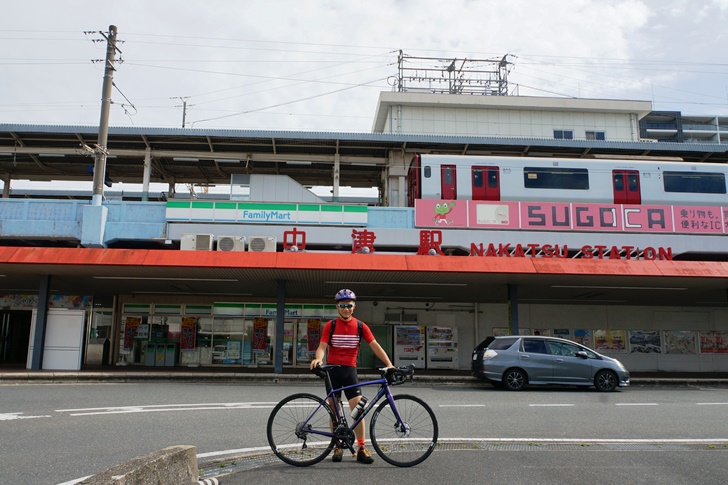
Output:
(266, 364), (438, 467)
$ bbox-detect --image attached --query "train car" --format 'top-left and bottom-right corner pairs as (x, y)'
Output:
(407, 154), (728, 207)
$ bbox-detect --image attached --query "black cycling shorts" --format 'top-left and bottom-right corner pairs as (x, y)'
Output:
(325, 365), (362, 401)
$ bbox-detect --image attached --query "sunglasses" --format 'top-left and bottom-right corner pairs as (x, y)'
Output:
(338, 303), (354, 309)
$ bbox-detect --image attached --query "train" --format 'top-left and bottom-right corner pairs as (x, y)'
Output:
(407, 154), (728, 207)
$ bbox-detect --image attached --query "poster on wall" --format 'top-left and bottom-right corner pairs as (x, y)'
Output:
(699, 331), (728, 354)
(533, 328), (551, 336)
(573, 329), (591, 347)
(492, 327), (510, 336)
(629, 330), (662, 353)
(553, 329), (570, 340)
(180, 317), (197, 351)
(307, 319), (321, 352)
(122, 317), (141, 352)
(664, 331), (697, 354)
(252, 318), (268, 350)
(594, 330), (627, 353)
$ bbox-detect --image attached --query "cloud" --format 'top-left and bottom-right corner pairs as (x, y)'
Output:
(0, 0), (726, 131)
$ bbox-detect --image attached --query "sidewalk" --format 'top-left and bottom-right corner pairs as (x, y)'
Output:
(2, 365), (728, 386)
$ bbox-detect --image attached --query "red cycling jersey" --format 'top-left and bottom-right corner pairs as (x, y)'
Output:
(321, 317), (375, 367)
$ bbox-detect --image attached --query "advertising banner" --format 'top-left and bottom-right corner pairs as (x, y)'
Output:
(252, 318), (268, 350)
(180, 316), (197, 351)
(123, 317), (141, 350)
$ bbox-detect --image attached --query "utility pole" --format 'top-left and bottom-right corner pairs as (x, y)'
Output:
(171, 96), (191, 128)
(92, 25), (120, 206)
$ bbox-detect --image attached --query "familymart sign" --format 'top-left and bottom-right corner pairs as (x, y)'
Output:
(166, 201), (368, 225)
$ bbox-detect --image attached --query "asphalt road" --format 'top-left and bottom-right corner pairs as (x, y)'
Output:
(1, 381), (727, 484)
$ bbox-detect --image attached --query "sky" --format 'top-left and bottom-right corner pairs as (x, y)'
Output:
(2, 0), (728, 135)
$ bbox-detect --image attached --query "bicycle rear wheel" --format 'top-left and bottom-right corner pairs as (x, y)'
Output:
(369, 394), (438, 467)
(267, 393), (336, 466)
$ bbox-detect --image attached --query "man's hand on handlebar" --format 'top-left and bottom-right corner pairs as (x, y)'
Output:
(310, 358), (323, 371)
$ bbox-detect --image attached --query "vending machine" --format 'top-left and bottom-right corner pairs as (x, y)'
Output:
(393, 325), (425, 369)
(426, 326), (459, 369)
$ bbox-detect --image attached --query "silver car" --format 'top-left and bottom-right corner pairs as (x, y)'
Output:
(471, 335), (630, 392)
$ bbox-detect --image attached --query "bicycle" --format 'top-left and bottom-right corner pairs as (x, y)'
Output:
(266, 364), (438, 467)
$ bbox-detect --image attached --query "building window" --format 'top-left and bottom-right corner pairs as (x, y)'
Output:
(554, 130), (574, 140)
(586, 131), (606, 141)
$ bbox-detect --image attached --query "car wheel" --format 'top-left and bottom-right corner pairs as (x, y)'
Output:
(502, 368), (526, 391)
(594, 370), (618, 392)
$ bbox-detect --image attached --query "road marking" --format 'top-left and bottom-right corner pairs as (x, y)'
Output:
(529, 404), (574, 407)
(614, 403), (659, 406)
(438, 404), (487, 407)
(55, 402), (278, 416)
(696, 402), (728, 405)
(0, 412), (51, 421)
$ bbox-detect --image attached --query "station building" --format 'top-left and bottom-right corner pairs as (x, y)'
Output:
(1, 92), (728, 375)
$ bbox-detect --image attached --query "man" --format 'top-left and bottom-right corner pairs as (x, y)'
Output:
(309, 288), (394, 464)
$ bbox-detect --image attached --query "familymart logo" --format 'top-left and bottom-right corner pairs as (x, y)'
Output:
(240, 210), (293, 222)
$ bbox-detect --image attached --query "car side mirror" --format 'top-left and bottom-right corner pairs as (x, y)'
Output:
(576, 351), (588, 359)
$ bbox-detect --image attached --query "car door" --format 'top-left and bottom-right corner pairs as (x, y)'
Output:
(519, 338), (554, 383)
(547, 341), (593, 383)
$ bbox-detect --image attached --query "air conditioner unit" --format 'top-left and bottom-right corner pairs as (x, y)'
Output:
(217, 236), (246, 252)
(180, 233), (214, 251)
(248, 236), (277, 253)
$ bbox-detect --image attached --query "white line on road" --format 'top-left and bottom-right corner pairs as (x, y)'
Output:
(55, 402), (278, 416)
(696, 402), (728, 405)
(614, 403), (659, 406)
(529, 404), (574, 407)
(438, 404), (487, 407)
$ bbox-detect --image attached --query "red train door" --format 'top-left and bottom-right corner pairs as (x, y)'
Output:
(407, 154), (421, 207)
(441, 164), (457, 199)
(472, 166), (500, 201)
(612, 170), (641, 204)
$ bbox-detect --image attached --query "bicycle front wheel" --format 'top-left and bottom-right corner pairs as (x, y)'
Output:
(369, 394), (438, 467)
(267, 393), (336, 466)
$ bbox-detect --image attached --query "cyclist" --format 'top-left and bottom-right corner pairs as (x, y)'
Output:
(310, 288), (395, 464)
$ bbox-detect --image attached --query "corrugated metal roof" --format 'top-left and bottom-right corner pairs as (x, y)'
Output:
(2, 122), (727, 153)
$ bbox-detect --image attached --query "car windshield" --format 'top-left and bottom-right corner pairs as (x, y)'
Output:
(488, 337), (519, 350)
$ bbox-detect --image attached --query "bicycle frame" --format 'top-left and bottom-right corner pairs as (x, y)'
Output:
(304, 372), (405, 443)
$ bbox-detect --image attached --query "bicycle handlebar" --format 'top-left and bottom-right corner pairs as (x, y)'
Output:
(310, 364), (415, 385)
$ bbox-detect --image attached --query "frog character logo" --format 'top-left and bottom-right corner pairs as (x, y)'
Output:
(432, 201), (456, 225)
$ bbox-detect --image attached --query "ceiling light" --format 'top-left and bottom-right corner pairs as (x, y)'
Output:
(173, 157), (199, 162)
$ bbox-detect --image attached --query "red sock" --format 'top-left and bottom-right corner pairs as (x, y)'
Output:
(357, 438), (366, 449)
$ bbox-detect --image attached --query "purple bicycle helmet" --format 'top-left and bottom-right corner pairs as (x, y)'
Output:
(334, 289), (357, 301)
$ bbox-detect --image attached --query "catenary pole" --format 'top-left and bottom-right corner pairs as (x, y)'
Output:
(92, 25), (119, 206)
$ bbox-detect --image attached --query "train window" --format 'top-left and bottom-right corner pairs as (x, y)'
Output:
(473, 168), (483, 188)
(663, 172), (726, 194)
(524, 167), (589, 190)
(488, 170), (499, 188)
(424, 166), (432, 178)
